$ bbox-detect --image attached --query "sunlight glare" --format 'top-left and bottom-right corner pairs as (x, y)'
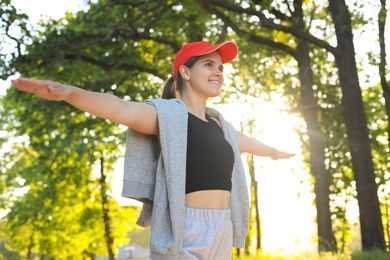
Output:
(213, 96), (318, 255)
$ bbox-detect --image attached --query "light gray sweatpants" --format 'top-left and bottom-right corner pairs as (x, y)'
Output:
(150, 207), (233, 260)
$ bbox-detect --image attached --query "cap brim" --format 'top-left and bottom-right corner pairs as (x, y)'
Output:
(197, 41), (238, 64)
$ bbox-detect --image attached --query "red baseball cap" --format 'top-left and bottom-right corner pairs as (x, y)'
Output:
(172, 41), (238, 78)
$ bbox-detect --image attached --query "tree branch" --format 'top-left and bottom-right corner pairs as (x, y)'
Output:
(204, 0), (337, 54)
(198, 0), (297, 58)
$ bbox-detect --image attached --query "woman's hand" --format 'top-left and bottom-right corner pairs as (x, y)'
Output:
(11, 78), (73, 101)
(236, 130), (295, 160)
(270, 150), (295, 160)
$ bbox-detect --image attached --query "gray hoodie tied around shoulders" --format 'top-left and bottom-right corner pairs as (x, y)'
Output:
(121, 98), (249, 257)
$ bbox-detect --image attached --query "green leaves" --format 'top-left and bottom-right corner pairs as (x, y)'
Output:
(1, 0), (389, 257)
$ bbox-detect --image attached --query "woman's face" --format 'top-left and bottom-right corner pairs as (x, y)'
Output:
(184, 51), (225, 99)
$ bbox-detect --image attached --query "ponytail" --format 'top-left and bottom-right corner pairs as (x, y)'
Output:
(161, 76), (177, 99)
(161, 56), (201, 99)
(161, 73), (185, 99)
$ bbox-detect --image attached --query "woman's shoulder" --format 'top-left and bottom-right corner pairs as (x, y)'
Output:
(146, 98), (186, 107)
(206, 107), (225, 122)
(146, 98), (188, 118)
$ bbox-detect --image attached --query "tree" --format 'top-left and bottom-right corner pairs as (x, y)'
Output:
(328, 0), (385, 250)
(244, 118), (262, 253)
(196, 0), (336, 253)
(362, 83), (390, 250)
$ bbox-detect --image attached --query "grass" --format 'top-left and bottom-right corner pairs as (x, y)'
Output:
(232, 249), (390, 260)
(351, 249), (390, 260)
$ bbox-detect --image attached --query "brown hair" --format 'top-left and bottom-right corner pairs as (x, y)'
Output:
(161, 56), (201, 99)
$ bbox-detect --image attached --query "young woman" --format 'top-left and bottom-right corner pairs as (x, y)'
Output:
(11, 41), (294, 259)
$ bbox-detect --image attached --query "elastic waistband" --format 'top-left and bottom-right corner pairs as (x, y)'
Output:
(185, 207), (231, 220)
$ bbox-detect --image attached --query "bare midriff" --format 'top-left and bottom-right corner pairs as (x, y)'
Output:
(185, 190), (230, 209)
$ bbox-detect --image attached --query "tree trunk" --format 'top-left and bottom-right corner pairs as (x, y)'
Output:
(384, 195), (390, 250)
(244, 117), (262, 255)
(378, 0), (390, 158)
(247, 153), (261, 251)
(293, 0), (337, 253)
(328, 0), (385, 250)
(100, 155), (115, 260)
(27, 233), (33, 260)
(378, 0), (390, 251)
(254, 168), (261, 251)
(296, 37), (337, 254)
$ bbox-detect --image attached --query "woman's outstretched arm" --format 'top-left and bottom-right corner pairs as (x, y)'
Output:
(11, 78), (158, 135)
(235, 130), (295, 160)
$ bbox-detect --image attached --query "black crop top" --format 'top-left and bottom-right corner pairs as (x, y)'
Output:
(185, 113), (235, 194)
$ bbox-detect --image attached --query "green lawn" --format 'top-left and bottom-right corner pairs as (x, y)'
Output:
(232, 249), (390, 260)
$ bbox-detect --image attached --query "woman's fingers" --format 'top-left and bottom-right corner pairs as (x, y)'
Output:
(12, 78), (50, 91)
(271, 151), (296, 160)
(12, 78), (50, 94)
(11, 78), (69, 101)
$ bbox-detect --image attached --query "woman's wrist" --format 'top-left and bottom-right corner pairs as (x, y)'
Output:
(63, 85), (79, 103)
(270, 148), (279, 159)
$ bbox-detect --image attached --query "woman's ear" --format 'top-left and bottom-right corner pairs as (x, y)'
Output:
(179, 65), (190, 80)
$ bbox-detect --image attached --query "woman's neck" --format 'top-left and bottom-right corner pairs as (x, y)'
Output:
(181, 93), (208, 120)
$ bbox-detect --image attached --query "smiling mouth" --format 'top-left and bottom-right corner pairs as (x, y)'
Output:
(209, 80), (221, 87)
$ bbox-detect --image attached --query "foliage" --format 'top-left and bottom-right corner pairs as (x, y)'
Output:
(1, 0), (173, 257)
(1, 0), (389, 257)
(0, 0), (228, 257)
(0, 1), (31, 80)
